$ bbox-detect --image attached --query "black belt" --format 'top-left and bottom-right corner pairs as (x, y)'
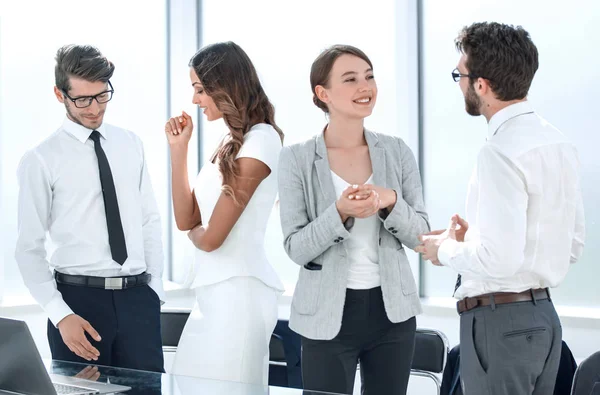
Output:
(55, 271), (151, 290)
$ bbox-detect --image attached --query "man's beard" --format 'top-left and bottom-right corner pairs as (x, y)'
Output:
(65, 103), (104, 129)
(464, 83), (482, 116)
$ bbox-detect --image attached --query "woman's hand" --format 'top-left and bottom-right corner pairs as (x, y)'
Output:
(336, 185), (381, 222)
(165, 111), (193, 147)
(351, 184), (396, 210)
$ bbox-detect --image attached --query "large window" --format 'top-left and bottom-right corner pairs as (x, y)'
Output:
(0, 1), (169, 301)
(420, 1), (600, 306)
(2, 1), (596, 311)
(197, 0), (420, 293)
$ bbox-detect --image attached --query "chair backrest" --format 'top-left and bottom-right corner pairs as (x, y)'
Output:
(269, 333), (286, 362)
(412, 328), (448, 373)
(571, 351), (600, 395)
(160, 308), (191, 349)
(410, 328), (449, 395)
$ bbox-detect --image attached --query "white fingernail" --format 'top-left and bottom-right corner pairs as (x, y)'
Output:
(352, 184), (358, 188)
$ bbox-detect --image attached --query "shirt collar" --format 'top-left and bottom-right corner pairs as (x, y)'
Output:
(487, 101), (534, 140)
(61, 117), (108, 143)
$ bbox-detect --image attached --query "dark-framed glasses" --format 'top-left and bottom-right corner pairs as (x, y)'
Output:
(62, 80), (114, 108)
(451, 68), (492, 83)
(451, 68), (475, 82)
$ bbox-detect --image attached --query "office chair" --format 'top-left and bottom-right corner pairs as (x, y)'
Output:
(410, 328), (449, 395)
(571, 351), (600, 395)
(160, 307), (190, 353)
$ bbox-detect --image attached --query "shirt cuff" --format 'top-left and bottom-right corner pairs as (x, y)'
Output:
(45, 295), (75, 328)
(149, 277), (166, 305)
(438, 238), (460, 268)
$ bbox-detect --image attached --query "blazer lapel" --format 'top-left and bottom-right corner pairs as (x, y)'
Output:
(314, 132), (337, 206)
(365, 130), (387, 187)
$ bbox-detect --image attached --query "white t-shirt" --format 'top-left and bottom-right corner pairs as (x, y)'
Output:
(190, 123), (284, 291)
(330, 171), (381, 290)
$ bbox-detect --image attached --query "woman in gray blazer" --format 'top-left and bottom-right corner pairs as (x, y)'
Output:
(278, 45), (430, 395)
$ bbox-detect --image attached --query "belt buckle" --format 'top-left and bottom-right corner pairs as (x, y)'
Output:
(104, 278), (123, 290)
(466, 297), (479, 311)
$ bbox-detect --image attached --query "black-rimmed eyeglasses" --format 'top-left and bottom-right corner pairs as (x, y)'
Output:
(62, 81), (114, 108)
(451, 68), (492, 83)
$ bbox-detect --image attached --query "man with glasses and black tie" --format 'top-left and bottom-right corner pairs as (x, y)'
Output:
(15, 44), (165, 373)
(416, 22), (585, 395)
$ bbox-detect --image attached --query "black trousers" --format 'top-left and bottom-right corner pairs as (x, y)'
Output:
(301, 287), (416, 395)
(47, 282), (164, 373)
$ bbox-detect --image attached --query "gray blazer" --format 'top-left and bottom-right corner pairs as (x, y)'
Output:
(278, 130), (430, 340)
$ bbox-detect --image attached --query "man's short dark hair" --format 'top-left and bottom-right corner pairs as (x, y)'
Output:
(55, 44), (115, 93)
(455, 22), (538, 101)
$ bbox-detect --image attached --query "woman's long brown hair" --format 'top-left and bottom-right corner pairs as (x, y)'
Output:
(189, 42), (284, 204)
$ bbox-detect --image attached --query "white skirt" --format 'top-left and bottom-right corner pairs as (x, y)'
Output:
(171, 276), (280, 386)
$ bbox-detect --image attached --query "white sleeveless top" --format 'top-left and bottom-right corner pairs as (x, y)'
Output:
(330, 172), (381, 289)
(190, 124), (284, 291)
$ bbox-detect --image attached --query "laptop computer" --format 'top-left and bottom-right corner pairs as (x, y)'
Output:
(0, 317), (131, 394)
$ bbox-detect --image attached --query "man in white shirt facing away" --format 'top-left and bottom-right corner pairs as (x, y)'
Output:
(15, 44), (165, 372)
(416, 22), (585, 395)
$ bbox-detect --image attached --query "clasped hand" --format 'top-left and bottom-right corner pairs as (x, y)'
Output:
(336, 184), (396, 222)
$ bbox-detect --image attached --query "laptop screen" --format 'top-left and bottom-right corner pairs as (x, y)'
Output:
(0, 317), (58, 394)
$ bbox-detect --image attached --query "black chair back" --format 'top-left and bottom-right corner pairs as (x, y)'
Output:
(410, 328), (448, 395)
(571, 351), (600, 395)
(160, 309), (189, 348)
(412, 328), (448, 373)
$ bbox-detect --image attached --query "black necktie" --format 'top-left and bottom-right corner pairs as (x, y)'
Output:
(453, 274), (461, 296)
(90, 131), (128, 265)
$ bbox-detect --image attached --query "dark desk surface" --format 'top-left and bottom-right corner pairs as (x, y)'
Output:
(0, 360), (344, 395)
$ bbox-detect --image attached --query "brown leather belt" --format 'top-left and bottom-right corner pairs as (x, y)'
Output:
(457, 288), (551, 314)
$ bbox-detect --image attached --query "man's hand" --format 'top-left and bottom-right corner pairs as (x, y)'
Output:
(74, 366), (101, 381)
(57, 314), (101, 361)
(420, 214), (469, 242)
(415, 216), (461, 265)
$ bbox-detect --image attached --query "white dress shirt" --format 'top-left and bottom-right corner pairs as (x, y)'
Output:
(439, 101), (585, 299)
(15, 117), (165, 326)
(330, 172), (381, 290)
(190, 123), (284, 292)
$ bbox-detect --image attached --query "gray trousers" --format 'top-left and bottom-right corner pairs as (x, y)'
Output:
(460, 298), (562, 395)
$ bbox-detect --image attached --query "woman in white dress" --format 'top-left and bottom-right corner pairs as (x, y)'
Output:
(164, 41), (285, 385)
